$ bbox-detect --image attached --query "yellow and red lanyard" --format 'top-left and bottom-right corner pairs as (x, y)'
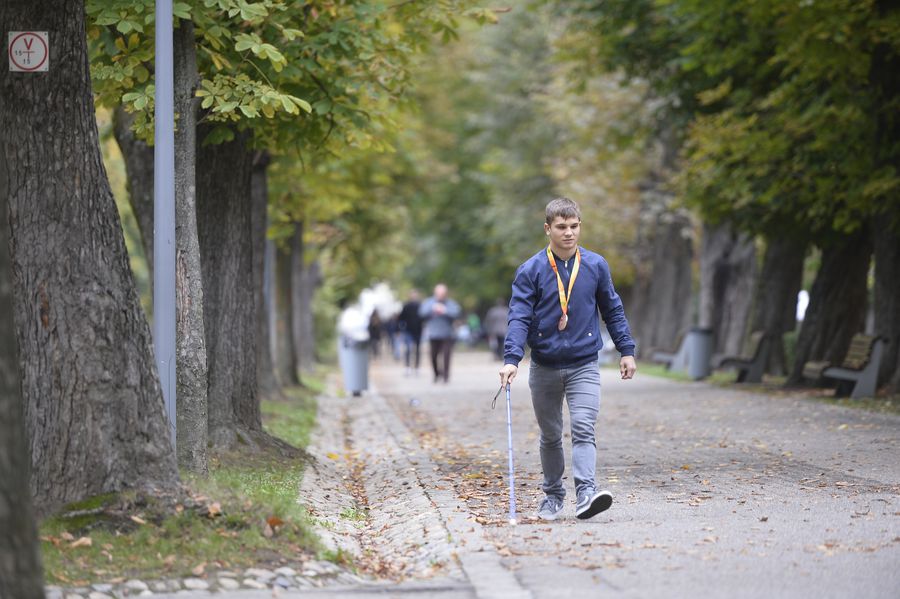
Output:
(546, 245), (581, 330)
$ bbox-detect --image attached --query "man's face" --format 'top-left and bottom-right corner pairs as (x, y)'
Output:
(544, 216), (581, 251)
(434, 284), (448, 301)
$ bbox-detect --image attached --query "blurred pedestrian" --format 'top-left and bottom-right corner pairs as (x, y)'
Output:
(420, 283), (461, 383)
(368, 311), (383, 358)
(398, 289), (424, 375)
(499, 197), (637, 521)
(466, 312), (482, 346)
(386, 313), (403, 361)
(484, 297), (509, 360)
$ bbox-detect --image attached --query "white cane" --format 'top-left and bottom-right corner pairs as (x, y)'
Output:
(492, 383), (517, 525)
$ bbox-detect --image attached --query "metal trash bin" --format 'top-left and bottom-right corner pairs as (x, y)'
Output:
(338, 336), (369, 397)
(686, 327), (713, 380)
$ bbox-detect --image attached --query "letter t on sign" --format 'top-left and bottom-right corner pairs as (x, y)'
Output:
(8, 32), (49, 72)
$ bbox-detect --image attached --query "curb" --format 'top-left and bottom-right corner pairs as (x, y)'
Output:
(368, 383), (533, 599)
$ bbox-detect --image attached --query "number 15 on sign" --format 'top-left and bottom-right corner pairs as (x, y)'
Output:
(8, 32), (49, 72)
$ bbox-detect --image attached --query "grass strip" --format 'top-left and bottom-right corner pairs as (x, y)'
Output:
(40, 383), (323, 586)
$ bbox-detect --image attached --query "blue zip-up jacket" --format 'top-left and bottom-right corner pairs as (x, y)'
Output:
(504, 246), (635, 368)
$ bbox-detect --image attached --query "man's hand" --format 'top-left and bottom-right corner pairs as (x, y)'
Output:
(499, 363), (518, 387)
(432, 302), (447, 315)
(620, 356), (636, 380)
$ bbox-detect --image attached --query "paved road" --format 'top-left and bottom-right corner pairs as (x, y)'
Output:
(367, 350), (900, 599)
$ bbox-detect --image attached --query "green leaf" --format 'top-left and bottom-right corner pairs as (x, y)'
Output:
(239, 104), (259, 118)
(173, 2), (191, 20)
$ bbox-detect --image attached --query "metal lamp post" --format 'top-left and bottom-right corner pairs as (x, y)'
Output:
(153, 0), (176, 446)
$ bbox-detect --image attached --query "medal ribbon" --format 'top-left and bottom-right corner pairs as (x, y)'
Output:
(546, 245), (581, 319)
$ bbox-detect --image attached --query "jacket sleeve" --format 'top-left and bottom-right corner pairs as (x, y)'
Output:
(418, 298), (432, 319)
(445, 299), (462, 319)
(504, 265), (537, 366)
(596, 258), (636, 357)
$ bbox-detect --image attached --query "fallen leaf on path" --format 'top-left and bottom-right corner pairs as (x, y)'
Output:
(69, 536), (92, 548)
(130, 515), (147, 525)
(192, 563), (206, 576)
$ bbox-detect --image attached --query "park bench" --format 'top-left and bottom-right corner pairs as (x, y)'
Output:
(714, 331), (769, 383)
(650, 330), (689, 372)
(802, 334), (885, 398)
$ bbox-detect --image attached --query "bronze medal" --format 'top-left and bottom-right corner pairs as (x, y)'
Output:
(547, 246), (580, 334)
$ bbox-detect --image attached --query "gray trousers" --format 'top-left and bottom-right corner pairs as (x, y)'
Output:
(528, 360), (601, 499)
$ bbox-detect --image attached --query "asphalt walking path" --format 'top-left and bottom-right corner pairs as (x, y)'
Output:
(197, 349), (899, 598)
(362, 350), (900, 599)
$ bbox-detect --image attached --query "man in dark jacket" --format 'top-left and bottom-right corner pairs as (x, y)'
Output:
(499, 198), (637, 521)
(398, 289), (424, 375)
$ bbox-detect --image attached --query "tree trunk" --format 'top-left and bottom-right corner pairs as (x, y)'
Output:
(196, 126), (259, 445)
(265, 238), (278, 382)
(111, 106), (154, 278)
(871, 0), (900, 392)
(290, 225), (319, 374)
(873, 217), (900, 390)
(275, 243), (299, 386)
(698, 223), (757, 356)
(174, 19), (208, 473)
(629, 202), (694, 355)
(0, 0), (177, 514)
(787, 230), (874, 385)
(297, 259), (321, 372)
(0, 126), (45, 599)
(251, 152), (279, 398)
(751, 236), (807, 375)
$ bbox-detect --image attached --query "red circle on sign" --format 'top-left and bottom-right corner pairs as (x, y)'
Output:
(9, 32), (48, 72)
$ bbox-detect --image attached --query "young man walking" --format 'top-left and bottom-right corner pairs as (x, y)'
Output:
(499, 198), (637, 520)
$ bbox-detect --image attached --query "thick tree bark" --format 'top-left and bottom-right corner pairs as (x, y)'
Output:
(873, 217), (900, 390)
(290, 225), (320, 374)
(0, 126), (45, 599)
(698, 223), (757, 356)
(0, 0), (177, 513)
(251, 153), (279, 398)
(111, 106), (154, 277)
(787, 230), (874, 385)
(196, 127), (259, 445)
(275, 243), (299, 386)
(174, 19), (208, 473)
(751, 236), (807, 375)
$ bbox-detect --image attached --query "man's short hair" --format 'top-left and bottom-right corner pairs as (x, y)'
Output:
(545, 197), (581, 224)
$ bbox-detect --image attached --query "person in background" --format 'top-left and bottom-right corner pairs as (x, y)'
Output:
(398, 289), (424, 376)
(386, 313), (402, 361)
(367, 311), (383, 358)
(466, 312), (483, 346)
(419, 283), (461, 383)
(484, 297), (509, 361)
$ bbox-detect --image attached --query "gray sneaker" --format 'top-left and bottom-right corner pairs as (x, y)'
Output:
(575, 489), (613, 520)
(536, 495), (565, 520)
